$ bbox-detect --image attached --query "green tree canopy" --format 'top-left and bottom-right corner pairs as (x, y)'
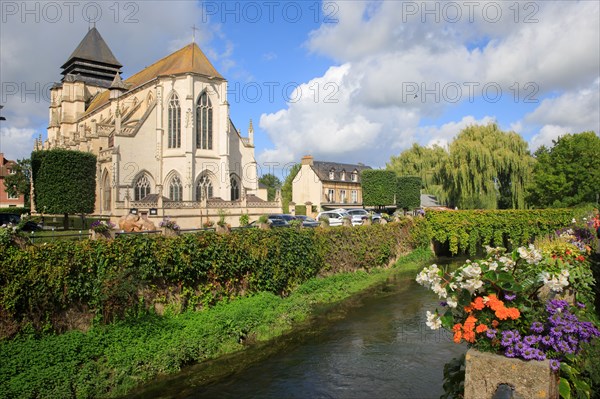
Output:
(527, 132), (600, 208)
(32, 149), (97, 225)
(387, 143), (448, 204)
(361, 170), (396, 208)
(3, 158), (31, 208)
(281, 164), (301, 213)
(439, 123), (533, 209)
(258, 173), (282, 202)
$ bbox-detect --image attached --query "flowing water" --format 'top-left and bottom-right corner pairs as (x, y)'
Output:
(127, 258), (467, 399)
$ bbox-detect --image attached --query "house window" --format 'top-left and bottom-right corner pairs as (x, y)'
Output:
(329, 169), (335, 180)
(340, 170), (346, 181)
(8, 191), (18, 199)
(9, 169), (16, 175)
(196, 92), (213, 150)
(328, 189), (334, 202)
(351, 190), (358, 203)
(351, 171), (358, 182)
(169, 176), (183, 201)
(230, 176), (240, 200)
(195, 175), (213, 200)
(168, 93), (181, 148)
(340, 189), (346, 203)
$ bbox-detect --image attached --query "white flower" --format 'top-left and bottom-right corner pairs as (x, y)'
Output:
(461, 265), (482, 279)
(488, 262), (498, 271)
(460, 278), (483, 294)
(431, 283), (448, 299)
(426, 311), (442, 330)
(540, 270), (570, 292)
(447, 297), (458, 308)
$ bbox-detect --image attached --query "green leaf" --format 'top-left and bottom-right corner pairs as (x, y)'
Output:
(559, 378), (571, 399)
(572, 379), (590, 398)
(560, 362), (579, 378)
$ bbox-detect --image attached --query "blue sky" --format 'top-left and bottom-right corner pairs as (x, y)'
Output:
(1, 1), (599, 179)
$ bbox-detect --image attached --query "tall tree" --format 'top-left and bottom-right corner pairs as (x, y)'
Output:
(32, 149), (96, 229)
(439, 124), (533, 209)
(527, 132), (600, 208)
(387, 143), (448, 204)
(3, 158), (31, 208)
(258, 173), (282, 202)
(281, 164), (301, 213)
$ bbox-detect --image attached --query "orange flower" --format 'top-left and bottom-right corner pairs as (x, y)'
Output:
(492, 320), (499, 328)
(486, 294), (504, 312)
(463, 330), (476, 343)
(464, 315), (477, 331)
(464, 305), (473, 313)
(506, 307), (520, 320)
(472, 296), (485, 311)
(453, 323), (462, 333)
(453, 330), (462, 343)
(475, 324), (488, 333)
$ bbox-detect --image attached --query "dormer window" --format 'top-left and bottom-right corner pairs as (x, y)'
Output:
(329, 169), (335, 180)
(341, 170), (346, 181)
(351, 170), (358, 182)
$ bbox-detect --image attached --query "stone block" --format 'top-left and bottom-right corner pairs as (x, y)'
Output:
(464, 349), (558, 399)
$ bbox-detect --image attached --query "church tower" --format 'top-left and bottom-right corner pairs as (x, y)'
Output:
(48, 28), (122, 147)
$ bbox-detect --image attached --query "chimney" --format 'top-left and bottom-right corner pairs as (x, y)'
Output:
(301, 155), (314, 166)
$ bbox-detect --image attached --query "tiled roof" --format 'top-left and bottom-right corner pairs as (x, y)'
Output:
(61, 27), (122, 69)
(311, 161), (371, 183)
(84, 43), (223, 115)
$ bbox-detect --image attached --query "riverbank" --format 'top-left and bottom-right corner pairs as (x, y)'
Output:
(0, 248), (434, 399)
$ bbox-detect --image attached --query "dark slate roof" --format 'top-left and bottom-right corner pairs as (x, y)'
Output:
(311, 161), (371, 183)
(60, 28), (122, 88)
(61, 27), (122, 69)
(420, 194), (441, 207)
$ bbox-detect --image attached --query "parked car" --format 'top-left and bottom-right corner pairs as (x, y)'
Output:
(0, 213), (42, 231)
(346, 209), (382, 225)
(294, 215), (319, 228)
(316, 210), (351, 227)
(269, 214), (296, 223)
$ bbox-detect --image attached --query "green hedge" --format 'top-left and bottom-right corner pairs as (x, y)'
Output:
(424, 209), (574, 255)
(0, 207), (29, 215)
(32, 149), (96, 215)
(295, 205), (307, 216)
(396, 176), (421, 210)
(361, 170), (396, 207)
(0, 222), (415, 338)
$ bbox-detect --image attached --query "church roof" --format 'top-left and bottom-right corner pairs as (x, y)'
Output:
(84, 43), (223, 115)
(61, 27), (122, 69)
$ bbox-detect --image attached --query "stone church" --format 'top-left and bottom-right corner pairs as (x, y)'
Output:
(40, 27), (279, 227)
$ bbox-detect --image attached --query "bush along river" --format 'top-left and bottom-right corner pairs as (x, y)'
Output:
(125, 257), (467, 399)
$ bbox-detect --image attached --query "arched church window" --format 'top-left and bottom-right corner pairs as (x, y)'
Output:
(102, 171), (111, 211)
(169, 176), (183, 202)
(168, 94), (181, 148)
(196, 92), (213, 150)
(230, 175), (240, 201)
(195, 175), (213, 201)
(134, 175), (151, 201)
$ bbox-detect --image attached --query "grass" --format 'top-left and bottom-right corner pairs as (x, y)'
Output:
(0, 247), (434, 399)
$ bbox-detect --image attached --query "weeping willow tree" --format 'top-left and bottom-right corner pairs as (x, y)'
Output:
(439, 124), (533, 209)
(386, 143), (449, 204)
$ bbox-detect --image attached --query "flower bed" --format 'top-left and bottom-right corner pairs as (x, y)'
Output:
(418, 229), (600, 397)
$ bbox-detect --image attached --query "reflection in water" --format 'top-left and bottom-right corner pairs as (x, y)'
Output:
(126, 260), (467, 399)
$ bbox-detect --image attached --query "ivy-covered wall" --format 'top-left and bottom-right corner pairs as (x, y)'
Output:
(0, 222), (416, 338)
(424, 209), (575, 255)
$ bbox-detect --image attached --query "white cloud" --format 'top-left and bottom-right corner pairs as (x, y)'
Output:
(0, 127), (37, 159)
(529, 125), (572, 152)
(258, 1), (598, 166)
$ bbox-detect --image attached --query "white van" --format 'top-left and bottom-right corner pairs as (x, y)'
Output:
(316, 211), (350, 227)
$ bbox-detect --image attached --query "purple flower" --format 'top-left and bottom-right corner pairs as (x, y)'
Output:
(439, 301), (448, 307)
(522, 348), (536, 360)
(534, 349), (546, 361)
(524, 335), (540, 346)
(530, 321), (544, 334)
(550, 359), (560, 372)
(546, 300), (569, 315)
(485, 329), (497, 339)
(576, 302), (586, 309)
(514, 341), (526, 354)
(540, 335), (554, 347)
(505, 347), (516, 358)
(503, 293), (516, 301)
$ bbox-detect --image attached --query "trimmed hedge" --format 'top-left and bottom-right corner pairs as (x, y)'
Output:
(32, 149), (96, 215)
(424, 209), (575, 255)
(396, 176), (421, 210)
(361, 169), (396, 207)
(0, 222), (415, 338)
(0, 207), (29, 215)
